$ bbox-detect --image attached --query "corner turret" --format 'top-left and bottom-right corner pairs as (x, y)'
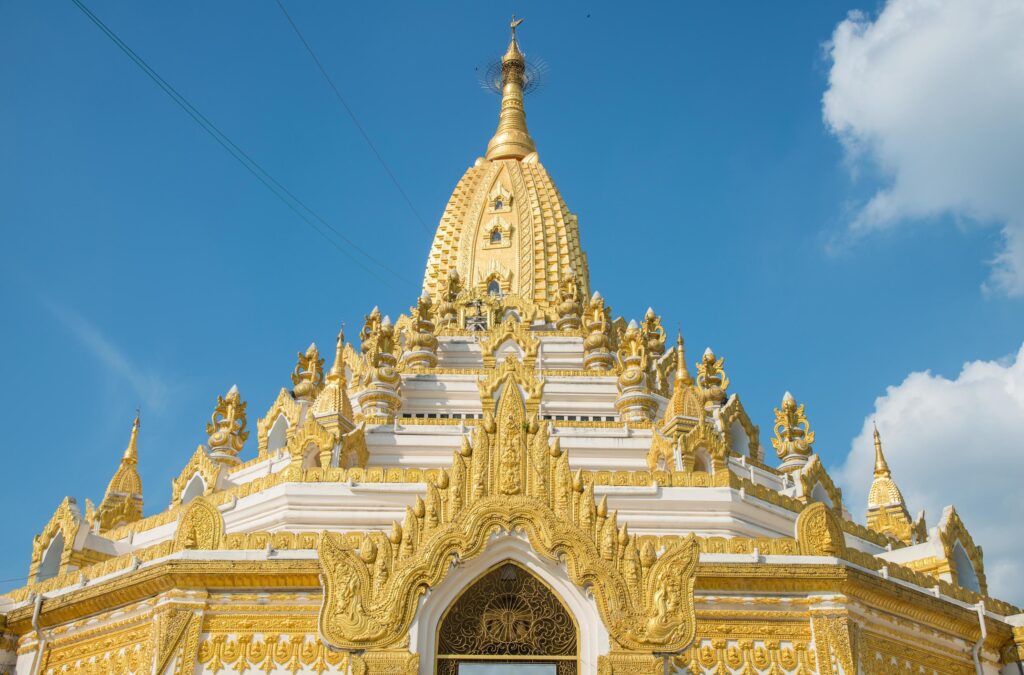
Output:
(95, 414), (144, 531)
(866, 424), (914, 542)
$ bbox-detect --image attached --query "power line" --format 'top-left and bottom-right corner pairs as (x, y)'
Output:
(70, 0), (417, 290)
(274, 0), (433, 238)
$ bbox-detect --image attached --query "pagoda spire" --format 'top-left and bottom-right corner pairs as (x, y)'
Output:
(95, 413), (144, 531)
(873, 421), (891, 477)
(485, 15), (537, 160)
(675, 332), (693, 387)
(123, 412), (140, 464)
(327, 325), (346, 383)
(312, 324), (355, 430)
(866, 423), (914, 543)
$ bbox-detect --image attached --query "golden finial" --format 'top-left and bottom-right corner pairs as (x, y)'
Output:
(873, 421), (891, 478)
(123, 412), (140, 463)
(486, 15), (536, 160)
(675, 331), (692, 386)
(506, 16), (525, 60)
(327, 325), (346, 384)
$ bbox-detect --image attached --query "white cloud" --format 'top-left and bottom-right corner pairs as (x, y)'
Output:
(43, 298), (169, 412)
(823, 0), (1024, 296)
(835, 344), (1024, 605)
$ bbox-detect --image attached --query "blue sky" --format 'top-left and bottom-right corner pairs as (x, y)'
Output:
(1, 2), (1022, 599)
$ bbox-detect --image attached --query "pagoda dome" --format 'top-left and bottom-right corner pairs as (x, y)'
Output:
(421, 25), (588, 318)
(867, 473), (907, 510)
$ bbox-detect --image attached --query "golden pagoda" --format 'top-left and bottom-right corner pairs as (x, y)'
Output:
(1, 18), (1022, 675)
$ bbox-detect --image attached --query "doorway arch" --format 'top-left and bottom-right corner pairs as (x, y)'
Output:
(410, 533), (608, 674)
(436, 560), (578, 674)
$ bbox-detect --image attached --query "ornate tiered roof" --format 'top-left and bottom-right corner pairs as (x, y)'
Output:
(1, 17), (1022, 675)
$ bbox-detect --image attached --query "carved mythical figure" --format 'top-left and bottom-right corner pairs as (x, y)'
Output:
(582, 292), (615, 371)
(696, 347), (729, 407)
(615, 320), (657, 422)
(641, 307), (666, 359)
(206, 385), (248, 463)
(356, 310), (402, 420)
(772, 391), (815, 471)
(359, 307), (383, 354)
(556, 267), (582, 330)
(292, 344), (325, 402)
(404, 291), (439, 369)
(436, 269), (463, 327)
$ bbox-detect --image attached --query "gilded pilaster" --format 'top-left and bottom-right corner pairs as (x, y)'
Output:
(810, 610), (858, 675)
(152, 608), (194, 675)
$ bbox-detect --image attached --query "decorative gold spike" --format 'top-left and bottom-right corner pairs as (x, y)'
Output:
(485, 16), (536, 160)
(95, 414), (144, 531)
(327, 326), (346, 384)
(873, 421), (891, 477)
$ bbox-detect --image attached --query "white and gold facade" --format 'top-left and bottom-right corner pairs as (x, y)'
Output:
(2, 21), (1023, 675)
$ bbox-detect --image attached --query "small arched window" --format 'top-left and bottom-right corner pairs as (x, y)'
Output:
(952, 542), (981, 593)
(267, 415), (288, 454)
(494, 197), (503, 210)
(181, 474), (206, 505)
(490, 229), (502, 244)
(810, 483), (834, 508)
(37, 532), (65, 582)
(692, 450), (710, 473)
(487, 280), (501, 296)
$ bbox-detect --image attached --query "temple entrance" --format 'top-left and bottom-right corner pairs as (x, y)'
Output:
(435, 562), (578, 674)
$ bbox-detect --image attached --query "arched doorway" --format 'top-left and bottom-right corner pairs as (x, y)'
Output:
(436, 561), (578, 674)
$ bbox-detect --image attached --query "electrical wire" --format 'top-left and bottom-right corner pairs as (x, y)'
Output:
(70, 0), (417, 290)
(274, 0), (433, 238)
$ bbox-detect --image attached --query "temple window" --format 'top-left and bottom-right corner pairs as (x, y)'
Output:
(488, 280), (501, 296)
(494, 197), (503, 210)
(952, 542), (981, 593)
(302, 445), (322, 469)
(36, 532), (64, 582)
(490, 229), (502, 243)
(692, 450), (711, 473)
(810, 483), (833, 508)
(181, 474), (206, 505)
(267, 415), (288, 454)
